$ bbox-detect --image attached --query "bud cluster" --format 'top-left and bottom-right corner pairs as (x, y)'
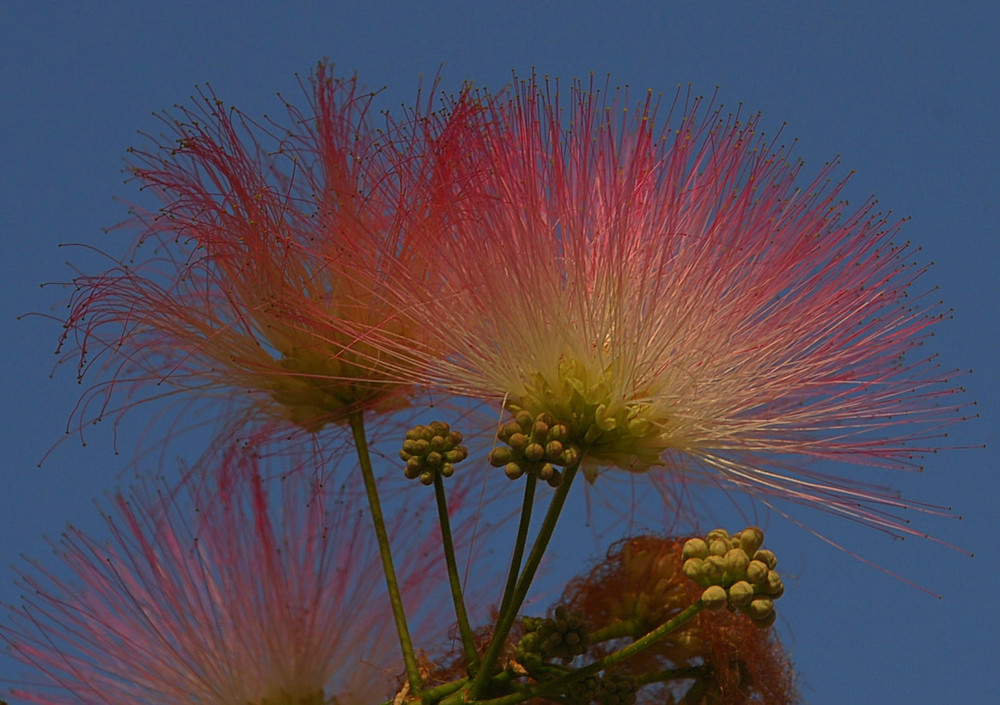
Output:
(399, 422), (468, 485)
(518, 606), (591, 664)
(488, 410), (582, 486)
(564, 671), (639, 705)
(681, 527), (784, 628)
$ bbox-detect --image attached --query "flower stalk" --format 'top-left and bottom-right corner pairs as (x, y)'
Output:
(348, 410), (423, 694)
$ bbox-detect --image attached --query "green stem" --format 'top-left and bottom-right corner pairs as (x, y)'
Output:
(469, 464), (579, 698)
(434, 472), (479, 670)
(496, 474), (537, 627)
(347, 410), (423, 695)
(589, 618), (644, 644)
(475, 600), (706, 705)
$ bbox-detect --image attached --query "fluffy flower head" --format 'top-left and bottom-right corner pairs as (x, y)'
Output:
(60, 63), (474, 434)
(391, 75), (965, 533)
(2, 450), (453, 705)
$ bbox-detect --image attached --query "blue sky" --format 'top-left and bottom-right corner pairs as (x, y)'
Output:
(1, 2), (997, 703)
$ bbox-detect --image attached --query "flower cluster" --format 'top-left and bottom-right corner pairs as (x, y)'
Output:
(6, 62), (970, 705)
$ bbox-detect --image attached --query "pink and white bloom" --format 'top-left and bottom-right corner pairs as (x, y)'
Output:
(384, 76), (966, 534)
(59, 63), (475, 435)
(2, 449), (459, 705)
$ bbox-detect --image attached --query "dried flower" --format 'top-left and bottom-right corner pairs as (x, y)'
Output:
(59, 63), (475, 436)
(384, 74), (966, 534)
(1, 449), (458, 705)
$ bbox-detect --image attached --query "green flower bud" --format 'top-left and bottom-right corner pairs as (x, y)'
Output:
(488, 447), (513, 467)
(499, 421), (521, 441)
(525, 442), (545, 462)
(746, 560), (769, 585)
(738, 526), (765, 556)
(508, 432), (528, 453)
(703, 555), (726, 582)
(425, 451), (443, 468)
(708, 539), (730, 557)
(531, 420), (550, 442)
(515, 410), (534, 430)
(419, 470), (434, 486)
(560, 447), (581, 467)
(441, 463), (455, 478)
(764, 571), (784, 598)
(404, 457), (423, 478)
(545, 440), (564, 461)
(706, 528), (731, 542)
(683, 557), (705, 584)
(429, 421), (449, 436)
(701, 585), (728, 609)
(727, 580), (754, 607)
(753, 549), (778, 570)
(682, 538), (709, 560)
(724, 548), (750, 577)
(505, 462), (525, 480)
(548, 424), (570, 442)
(746, 597), (774, 621)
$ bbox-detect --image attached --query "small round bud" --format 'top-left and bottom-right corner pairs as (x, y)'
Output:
(430, 435), (447, 452)
(499, 421), (520, 441)
(753, 549), (778, 570)
(683, 557), (705, 584)
(703, 555), (726, 582)
(560, 447), (581, 467)
(402, 439), (421, 455)
(515, 410), (534, 430)
(545, 440), (564, 460)
(505, 462), (525, 480)
(429, 420), (449, 436)
(746, 597), (774, 621)
(488, 447), (513, 467)
(405, 457), (423, 478)
(508, 432), (528, 452)
(419, 470), (434, 486)
(706, 528), (730, 542)
(764, 571), (784, 598)
(441, 463), (455, 478)
(739, 526), (765, 556)
(682, 538), (709, 560)
(548, 424), (570, 442)
(701, 585), (728, 609)
(708, 539), (730, 557)
(537, 463), (556, 481)
(524, 442), (545, 462)
(425, 451), (443, 468)
(531, 420), (550, 442)
(724, 548), (750, 577)
(727, 580), (754, 607)
(746, 560), (769, 585)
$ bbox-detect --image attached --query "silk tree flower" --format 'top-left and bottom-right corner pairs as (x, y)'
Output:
(382, 75), (966, 535)
(1, 447), (471, 705)
(58, 63), (476, 436)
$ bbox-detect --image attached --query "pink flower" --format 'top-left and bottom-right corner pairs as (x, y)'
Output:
(384, 76), (967, 534)
(2, 449), (460, 705)
(59, 63), (475, 436)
